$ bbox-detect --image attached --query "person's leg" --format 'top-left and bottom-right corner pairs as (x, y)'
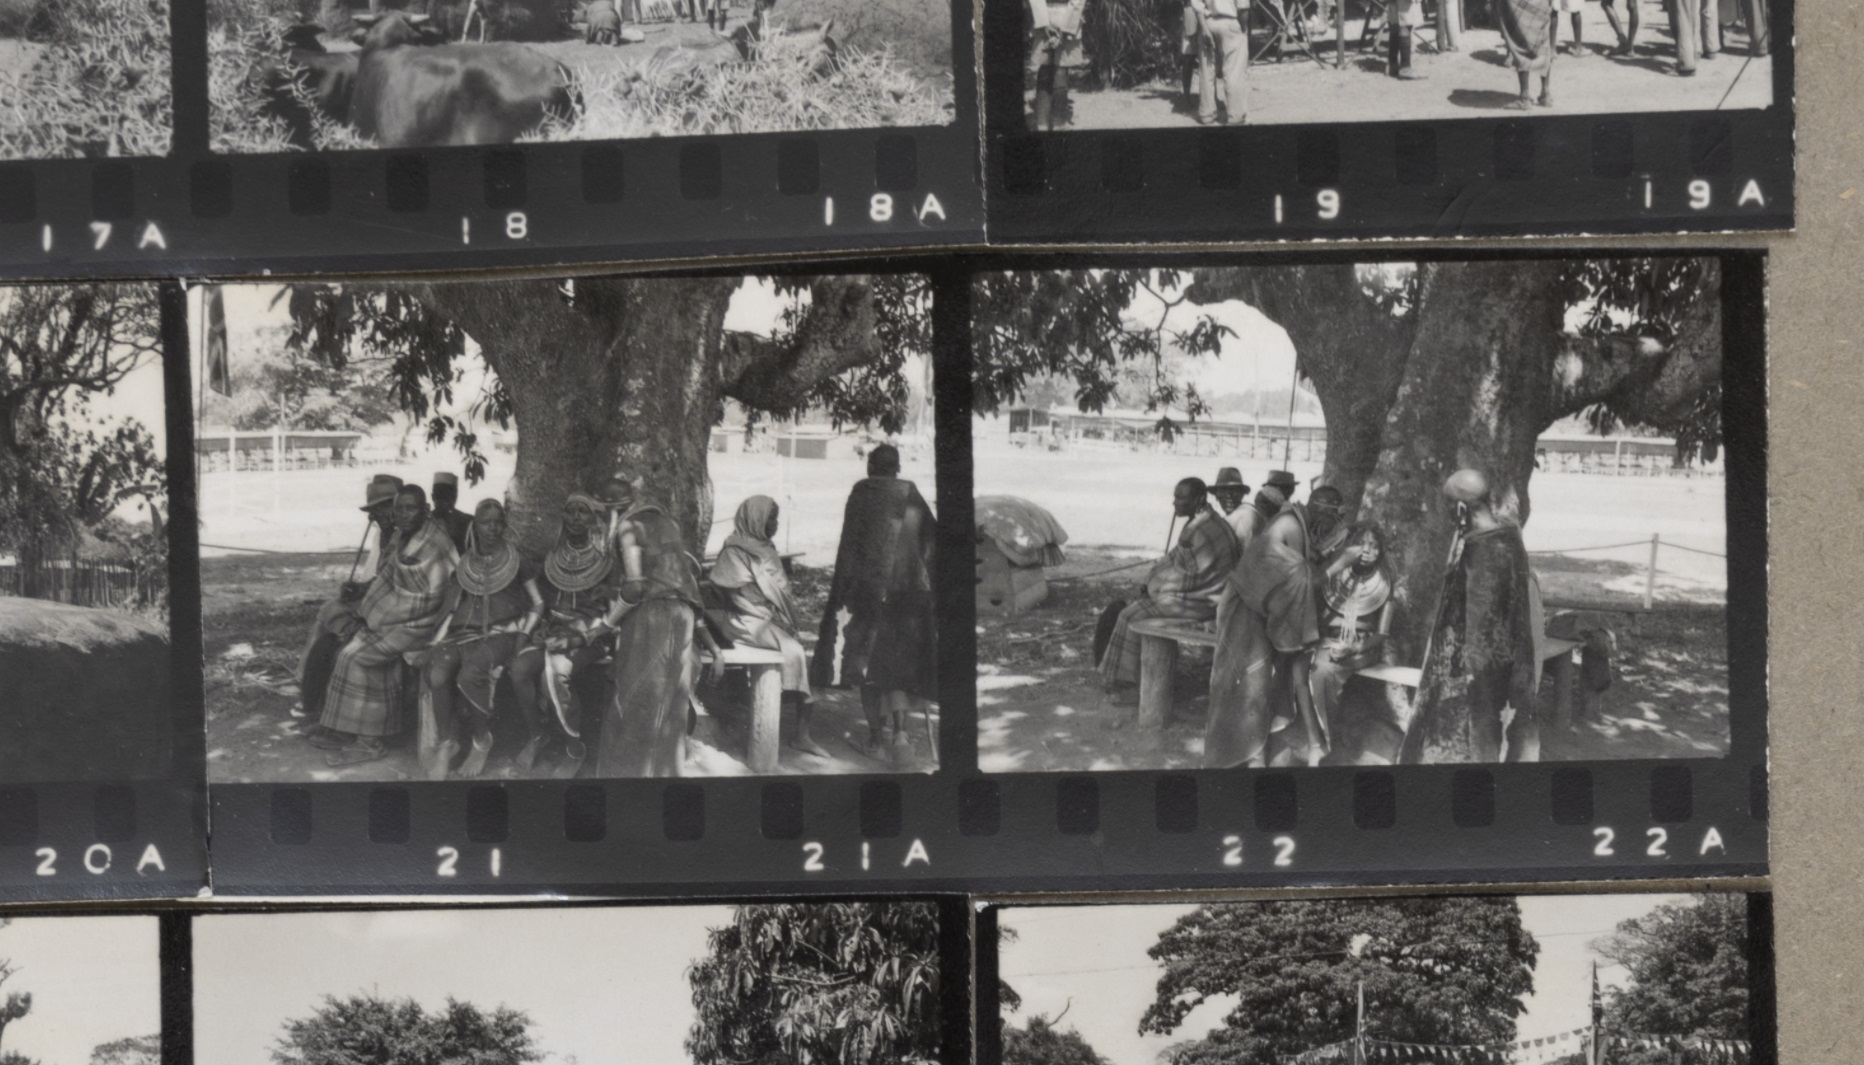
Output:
(1571, 11), (1584, 51)
(1031, 61), (1054, 130)
(454, 637), (514, 778)
(507, 647), (548, 771)
(1671, 0), (1698, 72)
(1396, 23), (1415, 75)
(425, 644), (465, 770)
(1515, 70), (1532, 106)
(1744, 0), (1767, 54)
(1219, 20), (1248, 122)
(1196, 31), (1219, 123)
(1700, 0), (1719, 56)
(1539, 61), (1554, 105)
(1050, 64), (1071, 129)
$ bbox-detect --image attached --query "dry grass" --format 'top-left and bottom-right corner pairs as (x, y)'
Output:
(542, 36), (951, 141)
(0, 0), (171, 158)
(209, 16), (950, 152)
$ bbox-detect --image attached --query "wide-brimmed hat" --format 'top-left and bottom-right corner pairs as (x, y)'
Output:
(1212, 467), (1249, 492)
(1265, 470), (1298, 493)
(361, 474), (403, 511)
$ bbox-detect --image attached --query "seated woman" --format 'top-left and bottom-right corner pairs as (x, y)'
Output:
(708, 495), (826, 758)
(424, 499), (544, 780)
(1268, 523), (1393, 767)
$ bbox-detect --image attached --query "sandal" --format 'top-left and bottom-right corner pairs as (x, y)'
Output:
(308, 729), (353, 751)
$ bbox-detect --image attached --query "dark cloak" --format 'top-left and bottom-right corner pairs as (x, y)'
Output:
(1204, 506), (1322, 768)
(810, 476), (938, 699)
(1399, 523), (1538, 764)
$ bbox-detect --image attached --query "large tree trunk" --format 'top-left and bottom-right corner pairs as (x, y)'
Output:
(410, 278), (739, 560)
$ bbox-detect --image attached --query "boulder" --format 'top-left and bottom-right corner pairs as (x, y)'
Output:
(0, 598), (172, 782)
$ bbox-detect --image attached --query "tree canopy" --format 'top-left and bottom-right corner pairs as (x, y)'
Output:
(1599, 895), (1750, 1046)
(0, 285), (166, 561)
(0, 919), (32, 1059)
(270, 993), (541, 1065)
(1138, 899), (1540, 1065)
(1002, 1015), (1112, 1065)
(88, 1034), (160, 1065)
(686, 902), (941, 1065)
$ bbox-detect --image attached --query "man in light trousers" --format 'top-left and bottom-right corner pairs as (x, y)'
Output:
(1193, 0), (1249, 126)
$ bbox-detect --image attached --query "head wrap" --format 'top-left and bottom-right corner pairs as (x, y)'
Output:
(710, 495), (797, 631)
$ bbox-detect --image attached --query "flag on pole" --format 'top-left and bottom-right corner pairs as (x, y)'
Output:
(204, 286), (231, 396)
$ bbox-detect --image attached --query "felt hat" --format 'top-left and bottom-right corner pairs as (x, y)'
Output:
(432, 471), (459, 488)
(1265, 470), (1297, 494)
(361, 474), (403, 510)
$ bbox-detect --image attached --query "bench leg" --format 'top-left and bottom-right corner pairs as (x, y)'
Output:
(1138, 635), (1178, 731)
(1548, 650), (1576, 732)
(748, 664), (782, 773)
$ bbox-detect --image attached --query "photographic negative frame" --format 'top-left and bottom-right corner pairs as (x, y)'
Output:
(984, 0), (1793, 242)
(198, 248), (1764, 898)
(0, 0), (980, 275)
(0, 279), (207, 902)
(977, 888), (1776, 1065)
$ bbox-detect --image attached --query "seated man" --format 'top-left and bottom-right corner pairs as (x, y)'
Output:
(311, 485), (460, 767)
(1204, 485), (1348, 768)
(812, 444), (938, 763)
(508, 483), (629, 778)
(1096, 477), (1241, 709)
(710, 494), (825, 758)
(423, 499), (544, 780)
(299, 474), (401, 735)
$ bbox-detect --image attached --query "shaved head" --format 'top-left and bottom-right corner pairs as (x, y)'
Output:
(1442, 469), (1490, 504)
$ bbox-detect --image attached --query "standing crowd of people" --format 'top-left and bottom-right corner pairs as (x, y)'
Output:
(293, 445), (938, 777)
(1025, 0), (1771, 127)
(1094, 466), (1541, 766)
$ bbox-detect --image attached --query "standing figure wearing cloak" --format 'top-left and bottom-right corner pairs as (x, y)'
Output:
(1399, 469), (1541, 764)
(598, 478), (708, 778)
(811, 445), (938, 763)
(423, 500), (544, 780)
(313, 485), (459, 767)
(711, 495), (827, 758)
(1298, 523), (1395, 766)
(1097, 478), (1241, 702)
(1203, 487), (1349, 768)
(509, 486), (627, 778)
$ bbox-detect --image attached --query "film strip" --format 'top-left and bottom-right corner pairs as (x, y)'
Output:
(179, 250), (1765, 898)
(983, 0), (1794, 242)
(0, 281), (207, 900)
(0, 0), (981, 276)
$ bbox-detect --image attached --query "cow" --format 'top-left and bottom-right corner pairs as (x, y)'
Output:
(348, 13), (578, 148)
(248, 25), (361, 150)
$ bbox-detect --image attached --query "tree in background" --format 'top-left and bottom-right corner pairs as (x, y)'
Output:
(1137, 898), (1540, 1065)
(0, 920), (31, 1059)
(0, 1052), (38, 1065)
(200, 320), (401, 435)
(89, 1035), (160, 1065)
(1596, 895), (1749, 1064)
(276, 276), (930, 559)
(270, 993), (541, 1065)
(974, 260), (1724, 760)
(686, 902), (940, 1065)
(1003, 1014), (1112, 1065)
(0, 284), (167, 569)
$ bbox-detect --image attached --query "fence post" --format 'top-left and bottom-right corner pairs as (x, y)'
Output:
(1644, 534), (1660, 611)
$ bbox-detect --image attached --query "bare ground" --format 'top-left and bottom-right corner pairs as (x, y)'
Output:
(977, 546), (1730, 773)
(1033, 1), (1772, 130)
(203, 551), (936, 783)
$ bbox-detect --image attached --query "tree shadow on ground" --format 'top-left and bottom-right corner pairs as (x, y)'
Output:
(201, 554), (929, 782)
(977, 548), (1728, 773)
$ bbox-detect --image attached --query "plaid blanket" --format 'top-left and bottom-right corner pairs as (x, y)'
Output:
(320, 518), (458, 737)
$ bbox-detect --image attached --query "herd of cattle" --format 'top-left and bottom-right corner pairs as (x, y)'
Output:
(246, 2), (837, 149)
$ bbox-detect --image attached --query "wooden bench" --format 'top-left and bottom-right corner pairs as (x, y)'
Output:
(1127, 618), (1586, 730)
(698, 644), (789, 772)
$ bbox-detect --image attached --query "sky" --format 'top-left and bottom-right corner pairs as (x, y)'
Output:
(193, 906), (734, 1065)
(0, 915), (162, 1065)
(997, 893), (1697, 1065)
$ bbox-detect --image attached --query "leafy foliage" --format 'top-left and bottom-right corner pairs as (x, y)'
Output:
(1002, 1016), (1112, 1065)
(997, 923), (1022, 1015)
(1077, 0), (1180, 89)
(88, 1034), (161, 1065)
(0, 284), (166, 571)
(0, 1052), (39, 1065)
(0, 919), (30, 1059)
(686, 902), (940, 1065)
(0, 0), (172, 159)
(1138, 899), (1540, 1065)
(270, 993), (542, 1065)
(200, 319), (401, 433)
(748, 274), (931, 435)
(972, 270), (1233, 436)
(1598, 894), (1749, 1054)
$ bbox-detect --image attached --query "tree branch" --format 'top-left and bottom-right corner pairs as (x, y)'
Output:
(718, 277), (880, 413)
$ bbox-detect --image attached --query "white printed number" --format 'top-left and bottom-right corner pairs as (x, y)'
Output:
(1316, 189), (1341, 220)
(434, 846), (503, 878)
(1593, 826), (1615, 857)
(505, 212), (528, 239)
(1689, 180), (1712, 210)
(1274, 835), (1295, 867)
(1221, 834), (1243, 867)
(802, 841), (825, 872)
(869, 194), (893, 222)
(1646, 827), (1668, 858)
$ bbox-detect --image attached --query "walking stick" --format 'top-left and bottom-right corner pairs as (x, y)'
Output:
(346, 518), (374, 585)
